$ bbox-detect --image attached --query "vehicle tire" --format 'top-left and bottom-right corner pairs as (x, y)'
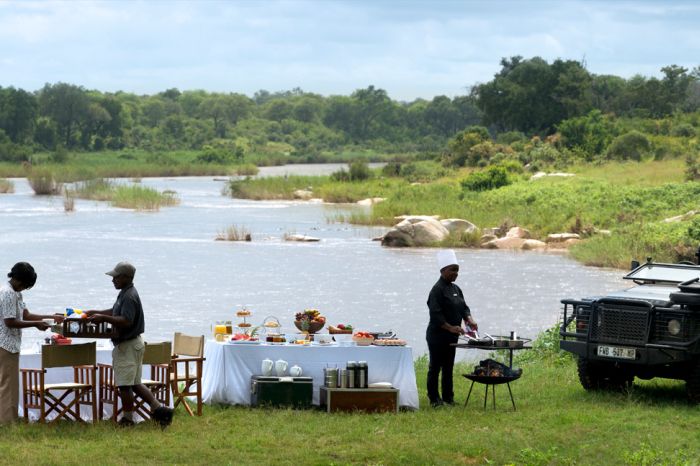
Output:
(577, 357), (633, 392)
(686, 361), (700, 404)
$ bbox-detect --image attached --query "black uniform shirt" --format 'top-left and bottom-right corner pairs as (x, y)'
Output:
(426, 276), (470, 344)
(111, 283), (145, 344)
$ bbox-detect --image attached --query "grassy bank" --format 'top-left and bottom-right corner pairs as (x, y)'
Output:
(2, 347), (698, 465)
(68, 179), (179, 211)
(0, 149), (258, 179)
(227, 159), (700, 268)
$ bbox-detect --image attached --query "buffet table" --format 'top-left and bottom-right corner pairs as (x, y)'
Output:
(202, 341), (419, 410)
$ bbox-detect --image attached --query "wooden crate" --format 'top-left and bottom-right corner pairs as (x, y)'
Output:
(319, 386), (398, 413)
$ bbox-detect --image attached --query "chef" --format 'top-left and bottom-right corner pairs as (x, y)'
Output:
(426, 249), (478, 407)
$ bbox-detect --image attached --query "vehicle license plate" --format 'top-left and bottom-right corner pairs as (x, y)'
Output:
(597, 345), (636, 360)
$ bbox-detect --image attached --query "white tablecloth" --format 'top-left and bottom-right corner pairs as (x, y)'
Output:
(202, 341), (419, 409)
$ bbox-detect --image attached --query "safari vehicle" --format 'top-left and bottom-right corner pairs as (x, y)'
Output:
(559, 258), (700, 402)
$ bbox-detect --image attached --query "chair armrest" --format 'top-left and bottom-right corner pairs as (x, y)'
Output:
(171, 356), (205, 363)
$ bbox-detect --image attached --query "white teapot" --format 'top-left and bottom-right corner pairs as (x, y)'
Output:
(261, 358), (274, 376)
(275, 359), (288, 376)
(289, 365), (303, 377)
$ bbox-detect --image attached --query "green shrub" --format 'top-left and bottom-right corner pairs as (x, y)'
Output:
(348, 160), (371, 181)
(398, 161), (449, 182)
(687, 217), (700, 242)
(381, 161), (402, 177)
(460, 165), (511, 192)
(606, 130), (652, 161)
(671, 122), (697, 138)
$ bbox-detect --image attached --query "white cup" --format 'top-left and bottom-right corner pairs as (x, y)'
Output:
(289, 365), (302, 377)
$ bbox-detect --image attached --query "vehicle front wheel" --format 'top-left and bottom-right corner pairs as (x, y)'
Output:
(686, 360), (700, 404)
(577, 357), (633, 392)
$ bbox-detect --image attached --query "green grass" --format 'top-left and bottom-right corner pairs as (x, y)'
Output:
(2, 349), (699, 465)
(66, 179), (180, 211)
(111, 185), (179, 211)
(0, 150), (244, 179)
(229, 159), (700, 268)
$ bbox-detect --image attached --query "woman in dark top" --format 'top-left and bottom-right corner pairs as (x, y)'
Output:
(426, 250), (478, 407)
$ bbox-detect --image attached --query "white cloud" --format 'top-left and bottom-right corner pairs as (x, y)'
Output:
(0, 0), (698, 99)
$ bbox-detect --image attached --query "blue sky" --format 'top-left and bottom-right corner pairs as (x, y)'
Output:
(0, 0), (698, 101)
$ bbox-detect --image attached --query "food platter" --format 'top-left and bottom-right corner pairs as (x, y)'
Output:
(228, 340), (261, 345)
(373, 339), (407, 347)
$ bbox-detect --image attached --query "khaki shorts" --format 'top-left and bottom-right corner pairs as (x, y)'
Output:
(112, 335), (144, 386)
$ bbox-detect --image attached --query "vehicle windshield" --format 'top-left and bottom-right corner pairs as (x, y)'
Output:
(624, 263), (700, 284)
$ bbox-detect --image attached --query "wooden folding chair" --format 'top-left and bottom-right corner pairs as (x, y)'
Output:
(171, 332), (205, 416)
(98, 341), (172, 422)
(21, 342), (97, 424)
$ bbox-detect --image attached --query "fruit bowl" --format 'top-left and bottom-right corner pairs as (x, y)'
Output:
(352, 331), (375, 346)
(328, 324), (353, 334)
(294, 320), (325, 334)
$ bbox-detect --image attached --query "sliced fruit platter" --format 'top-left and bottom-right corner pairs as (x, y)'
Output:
(229, 333), (260, 344)
(373, 338), (407, 346)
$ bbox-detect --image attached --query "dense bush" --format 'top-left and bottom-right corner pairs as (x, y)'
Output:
(460, 165), (511, 192)
(398, 161), (450, 182)
(605, 130), (652, 161)
(671, 122), (697, 138)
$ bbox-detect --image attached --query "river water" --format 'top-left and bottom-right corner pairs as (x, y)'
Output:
(1, 164), (626, 358)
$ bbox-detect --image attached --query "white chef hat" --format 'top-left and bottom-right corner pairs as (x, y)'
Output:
(436, 249), (458, 271)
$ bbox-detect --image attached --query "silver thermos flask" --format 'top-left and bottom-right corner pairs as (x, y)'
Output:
(358, 361), (368, 388)
(339, 369), (349, 388)
(324, 367), (338, 388)
(346, 361), (357, 388)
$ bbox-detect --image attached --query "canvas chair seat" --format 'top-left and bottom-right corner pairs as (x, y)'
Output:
(41, 381), (93, 390)
(21, 342), (97, 424)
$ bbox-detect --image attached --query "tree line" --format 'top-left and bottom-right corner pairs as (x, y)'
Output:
(1, 56), (699, 164)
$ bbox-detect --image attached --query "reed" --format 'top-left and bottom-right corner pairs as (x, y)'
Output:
(70, 178), (115, 201)
(0, 178), (14, 193)
(111, 185), (180, 211)
(215, 225), (252, 241)
(63, 192), (75, 212)
(27, 168), (62, 195)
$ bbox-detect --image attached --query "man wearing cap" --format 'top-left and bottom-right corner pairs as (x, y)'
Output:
(86, 261), (173, 427)
(426, 250), (478, 407)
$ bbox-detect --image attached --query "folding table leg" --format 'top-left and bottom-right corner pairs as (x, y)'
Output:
(464, 380), (475, 407)
(507, 382), (516, 411)
(483, 384), (488, 409)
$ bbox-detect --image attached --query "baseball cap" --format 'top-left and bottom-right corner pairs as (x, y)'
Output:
(105, 261), (136, 278)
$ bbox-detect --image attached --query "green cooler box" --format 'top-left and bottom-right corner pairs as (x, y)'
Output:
(250, 376), (313, 408)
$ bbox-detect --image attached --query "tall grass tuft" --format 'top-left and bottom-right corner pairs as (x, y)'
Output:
(215, 225), (252, 241)
(111, 185), (180, 211)
(27, 168), (62, 195)
(63, 191), (75, 212)
(0, 178), (14, 193)
(70, 178), (115, 201)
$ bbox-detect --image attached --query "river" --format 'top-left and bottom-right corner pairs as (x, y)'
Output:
(1, 164), (626, 358)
